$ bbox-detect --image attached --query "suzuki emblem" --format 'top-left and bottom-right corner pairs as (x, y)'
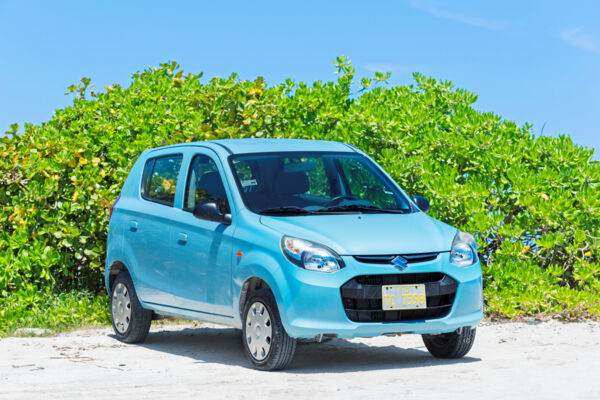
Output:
(391, 256), (408, 271)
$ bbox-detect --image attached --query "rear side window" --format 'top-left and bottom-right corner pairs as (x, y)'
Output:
(141, 154), (183, 206)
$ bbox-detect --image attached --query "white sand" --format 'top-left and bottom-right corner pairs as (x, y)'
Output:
(1, 321), (599, 399)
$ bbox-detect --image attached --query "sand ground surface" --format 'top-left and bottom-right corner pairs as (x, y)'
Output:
(1, 320), (599, 399)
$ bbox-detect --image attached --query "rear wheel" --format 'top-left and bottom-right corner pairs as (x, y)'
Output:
(422, 327), (476, 358)
(111, 272), (152, 344)
(242, 288), (296, 370)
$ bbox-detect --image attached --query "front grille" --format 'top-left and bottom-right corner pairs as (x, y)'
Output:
(340, 273), (457, 323)
(354, 252), (440, 264)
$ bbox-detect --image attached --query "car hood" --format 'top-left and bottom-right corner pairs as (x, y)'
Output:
(259, 212), (457, 255)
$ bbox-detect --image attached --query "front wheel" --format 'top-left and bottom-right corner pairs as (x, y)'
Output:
(242, 289), (296, 370)
(422, 327), (476, 358)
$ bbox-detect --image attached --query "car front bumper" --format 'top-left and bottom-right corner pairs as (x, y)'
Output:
(278, 254), (483, 338)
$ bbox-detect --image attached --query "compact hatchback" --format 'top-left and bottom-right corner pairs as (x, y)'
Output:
(105, 139), (483, 370)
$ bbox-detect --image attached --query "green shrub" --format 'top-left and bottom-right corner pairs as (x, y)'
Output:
(0, 289), (109, 335)
(1, 58), (599, 319)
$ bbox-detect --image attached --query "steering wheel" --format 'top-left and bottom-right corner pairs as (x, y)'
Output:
(324, 195), (359, 207)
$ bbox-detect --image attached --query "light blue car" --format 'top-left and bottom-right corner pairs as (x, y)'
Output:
(105, 139), (483, 370)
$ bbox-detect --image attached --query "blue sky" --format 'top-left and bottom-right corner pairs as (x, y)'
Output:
(1, 0), (599, 156)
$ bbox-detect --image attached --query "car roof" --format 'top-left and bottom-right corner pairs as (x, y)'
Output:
(148, 138), (357, 155)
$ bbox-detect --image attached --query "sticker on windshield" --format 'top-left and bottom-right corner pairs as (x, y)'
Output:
(241, 179), (258, 188)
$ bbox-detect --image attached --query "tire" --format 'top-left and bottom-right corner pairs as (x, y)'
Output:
(110, 271), (152, 344)
(241, 288), (296, 370)
(422, 327), (476, 359)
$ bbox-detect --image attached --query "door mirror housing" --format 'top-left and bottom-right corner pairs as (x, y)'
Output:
(192, 201), (232, 225)
(411, 196), (430, 214)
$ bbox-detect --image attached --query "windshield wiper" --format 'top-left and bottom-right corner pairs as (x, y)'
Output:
(258, 206), (316, 216)
(315, 204), (409, 214)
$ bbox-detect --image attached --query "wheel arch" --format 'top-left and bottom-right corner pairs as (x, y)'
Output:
(238, 276), (273, 318)
(108, 260), (129, 293)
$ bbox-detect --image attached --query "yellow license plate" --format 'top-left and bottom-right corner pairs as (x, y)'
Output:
(382, 284), (427, 310)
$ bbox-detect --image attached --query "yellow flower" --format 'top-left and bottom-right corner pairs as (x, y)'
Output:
(249, 88), (263, 98)
(161, 179), (172, 192)
(79, 157), (88, 165)
(8, 209), (19, 221)
(72, 191), (80, 202)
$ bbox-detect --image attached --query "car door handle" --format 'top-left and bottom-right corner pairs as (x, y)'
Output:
(129, 220), (138, 231)
(177, 233), (188, 244)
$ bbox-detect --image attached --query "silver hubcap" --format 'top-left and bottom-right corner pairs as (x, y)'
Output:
(112, 282), (131, 334)
(245, 302), (272, 361)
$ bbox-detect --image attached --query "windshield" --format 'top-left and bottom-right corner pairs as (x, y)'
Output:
(229, 152), (414, 215)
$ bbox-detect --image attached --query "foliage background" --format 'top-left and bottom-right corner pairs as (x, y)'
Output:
(1, 58), (598, 333)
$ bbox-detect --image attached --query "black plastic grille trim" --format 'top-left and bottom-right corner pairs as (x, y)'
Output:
(340, 273), (457, 323)
(353, 252), (440, 264)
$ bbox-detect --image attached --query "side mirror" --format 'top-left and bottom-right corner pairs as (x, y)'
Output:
(192, 201), (232, 225)
(411, 196), (430, 213)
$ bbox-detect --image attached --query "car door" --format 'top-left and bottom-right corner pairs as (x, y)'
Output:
(125, 153), (183, 305)
(168, 151), (235, 317)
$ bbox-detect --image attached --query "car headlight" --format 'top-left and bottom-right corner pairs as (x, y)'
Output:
(450, 231), (478, 267)
(281, 236), (344, 273)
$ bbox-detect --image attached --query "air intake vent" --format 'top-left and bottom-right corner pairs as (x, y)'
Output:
(353, 252), (440, 264)
(340, 273), (457, 323)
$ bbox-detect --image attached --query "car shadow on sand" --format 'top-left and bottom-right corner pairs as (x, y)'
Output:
(115, 325), (480, 373)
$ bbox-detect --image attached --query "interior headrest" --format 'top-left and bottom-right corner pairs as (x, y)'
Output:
(273, 171), (309, 195)
(198, 172), (227, 200)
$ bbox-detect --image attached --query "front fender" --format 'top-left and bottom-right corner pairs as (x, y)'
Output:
(232, 249), (293, 329)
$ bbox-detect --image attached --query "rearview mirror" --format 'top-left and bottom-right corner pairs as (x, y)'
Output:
(411, 196), (430, 213)
(192, 201), (232, 225)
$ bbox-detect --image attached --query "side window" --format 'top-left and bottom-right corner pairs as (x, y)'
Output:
(338, 158), (398, 209)
(141, 158), (154, 198)
(184, 155), (230, 213)
(142, 155), (183, 206)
